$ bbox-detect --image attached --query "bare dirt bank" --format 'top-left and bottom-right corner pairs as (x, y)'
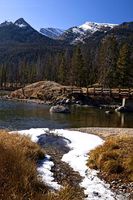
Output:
(71, 127), (133, 139)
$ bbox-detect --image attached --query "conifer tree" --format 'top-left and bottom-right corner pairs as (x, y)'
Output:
(58, 53), (67, 85)
(117, 43), (131, 87)
(71, 47), (86, 87)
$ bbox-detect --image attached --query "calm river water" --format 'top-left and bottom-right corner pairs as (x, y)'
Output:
(0, 99), (133, 130)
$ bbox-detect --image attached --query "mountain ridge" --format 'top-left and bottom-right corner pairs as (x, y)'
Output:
(40, 27), (64, 39)
(0, 18), (132, 88)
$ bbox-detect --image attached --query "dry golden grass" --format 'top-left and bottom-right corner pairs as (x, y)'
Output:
(0, 130), (49, 200)
(0, 130), (45, 161)
(0, 130), (83, 200)
(44, 185), (83, 200)
(87, 135), (133, 183)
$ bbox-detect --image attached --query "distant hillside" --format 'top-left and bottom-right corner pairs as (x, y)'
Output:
(0, 19), (132, 88)
(40, 27), (65, 39)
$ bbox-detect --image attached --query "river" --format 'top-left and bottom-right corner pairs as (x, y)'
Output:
(0, 99), (133, 130)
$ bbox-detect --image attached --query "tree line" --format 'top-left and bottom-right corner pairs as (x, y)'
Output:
(0, 36), (132, 89)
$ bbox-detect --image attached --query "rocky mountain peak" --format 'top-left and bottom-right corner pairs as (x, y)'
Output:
(14, 18), (29, 28)
(0, 20), (13, 27)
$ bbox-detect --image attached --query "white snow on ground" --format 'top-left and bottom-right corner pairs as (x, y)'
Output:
(15, 128), (121, 199)
(53, 129), (119, 200)
(17, 128), (49, 142)
(37, 154), (61, 190)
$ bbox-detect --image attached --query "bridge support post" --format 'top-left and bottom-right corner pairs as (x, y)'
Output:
(122, 98), (126, 107)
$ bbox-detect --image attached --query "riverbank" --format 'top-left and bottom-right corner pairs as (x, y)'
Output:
(73, 127), (133, 199)
(16, 128), (124, 200)
(1, 127), (132, 199)
(72, 127), (133, 139)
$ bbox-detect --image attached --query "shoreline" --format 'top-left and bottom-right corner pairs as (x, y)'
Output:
(71, 127), (133, 199)
(71, 127), (133, 139)
(0, 96), (48, 105)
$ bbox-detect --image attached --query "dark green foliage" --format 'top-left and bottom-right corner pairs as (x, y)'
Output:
(71, 47), (87, 87)
(98, 36), (119, 87)
(116, 43), (133, 87)
(58, 54), (67, 84)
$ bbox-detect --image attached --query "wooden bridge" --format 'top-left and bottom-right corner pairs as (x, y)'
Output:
(61, 87), (133, 99)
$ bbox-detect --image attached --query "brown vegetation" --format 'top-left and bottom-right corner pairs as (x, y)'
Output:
(10, 81), (68, 102)
(87, 135), (133, 183)
(0, 130), (83, 200)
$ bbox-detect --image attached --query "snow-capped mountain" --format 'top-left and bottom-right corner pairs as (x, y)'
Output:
(59, 21), (118, 44)
(0, 18), (119, 45)
(0, 21), (13, 27)
(0, 18), (31, 29)
(14, 18), (30, 28)
(79, 22), (117, 32)
(0, 18), (57, 44)
(40, 28), (65, 39)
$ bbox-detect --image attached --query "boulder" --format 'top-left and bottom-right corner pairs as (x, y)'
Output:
(50, 105), (70, 113)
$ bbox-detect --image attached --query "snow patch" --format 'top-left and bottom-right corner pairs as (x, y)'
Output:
(37, 154), (61, 190)
(79, 21), (117, 33)
(72, 27), (85, 35)
(15, 23), (27, 28)
(40, 27), (64, 39)
(52, 129), (120, 200)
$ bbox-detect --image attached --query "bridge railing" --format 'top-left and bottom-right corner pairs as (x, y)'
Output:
(60, 86), (133, 98)
(86, 87), (133, 98)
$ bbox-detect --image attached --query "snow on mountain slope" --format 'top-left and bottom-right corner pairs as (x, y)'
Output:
(14, 18), (29, 28)
(40, 28), (65, 39)
(79, 22), (117, 32)
(60, 21), (118, 44)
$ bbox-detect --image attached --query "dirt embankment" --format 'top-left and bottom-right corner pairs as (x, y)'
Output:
(9, 81), (71, 104)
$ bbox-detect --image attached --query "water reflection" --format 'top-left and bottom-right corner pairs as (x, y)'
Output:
(0, 100), (133, 130)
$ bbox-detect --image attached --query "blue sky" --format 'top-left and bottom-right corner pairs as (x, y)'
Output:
(0, 0), (132, 30)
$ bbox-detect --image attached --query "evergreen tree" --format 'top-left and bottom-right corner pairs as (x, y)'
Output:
(71, 47), (86, 87)
(98, 36), (118, 87)
(58, 53), (67, 85)
(117, 43), (132, 87)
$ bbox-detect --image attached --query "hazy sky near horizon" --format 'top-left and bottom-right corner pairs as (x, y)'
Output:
(0, 0), (132, 30)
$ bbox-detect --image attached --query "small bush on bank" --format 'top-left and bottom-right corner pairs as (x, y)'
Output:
(87, 135), (133, 182)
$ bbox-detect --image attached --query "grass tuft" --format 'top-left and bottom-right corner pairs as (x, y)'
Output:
(87, 135), (133, 182)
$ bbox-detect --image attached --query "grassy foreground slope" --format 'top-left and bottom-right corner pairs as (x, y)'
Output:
(0, 131), (81, 200)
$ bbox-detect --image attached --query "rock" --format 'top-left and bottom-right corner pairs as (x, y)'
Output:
(115, 106), (133, 113)
(65, 99), (70, 104)
(50, 105), (70, 113)
(93, 191), (101, 197)
(111, 181), (117, 185)
(105, 110), (113, 114)
(76, 100), (82, 105)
